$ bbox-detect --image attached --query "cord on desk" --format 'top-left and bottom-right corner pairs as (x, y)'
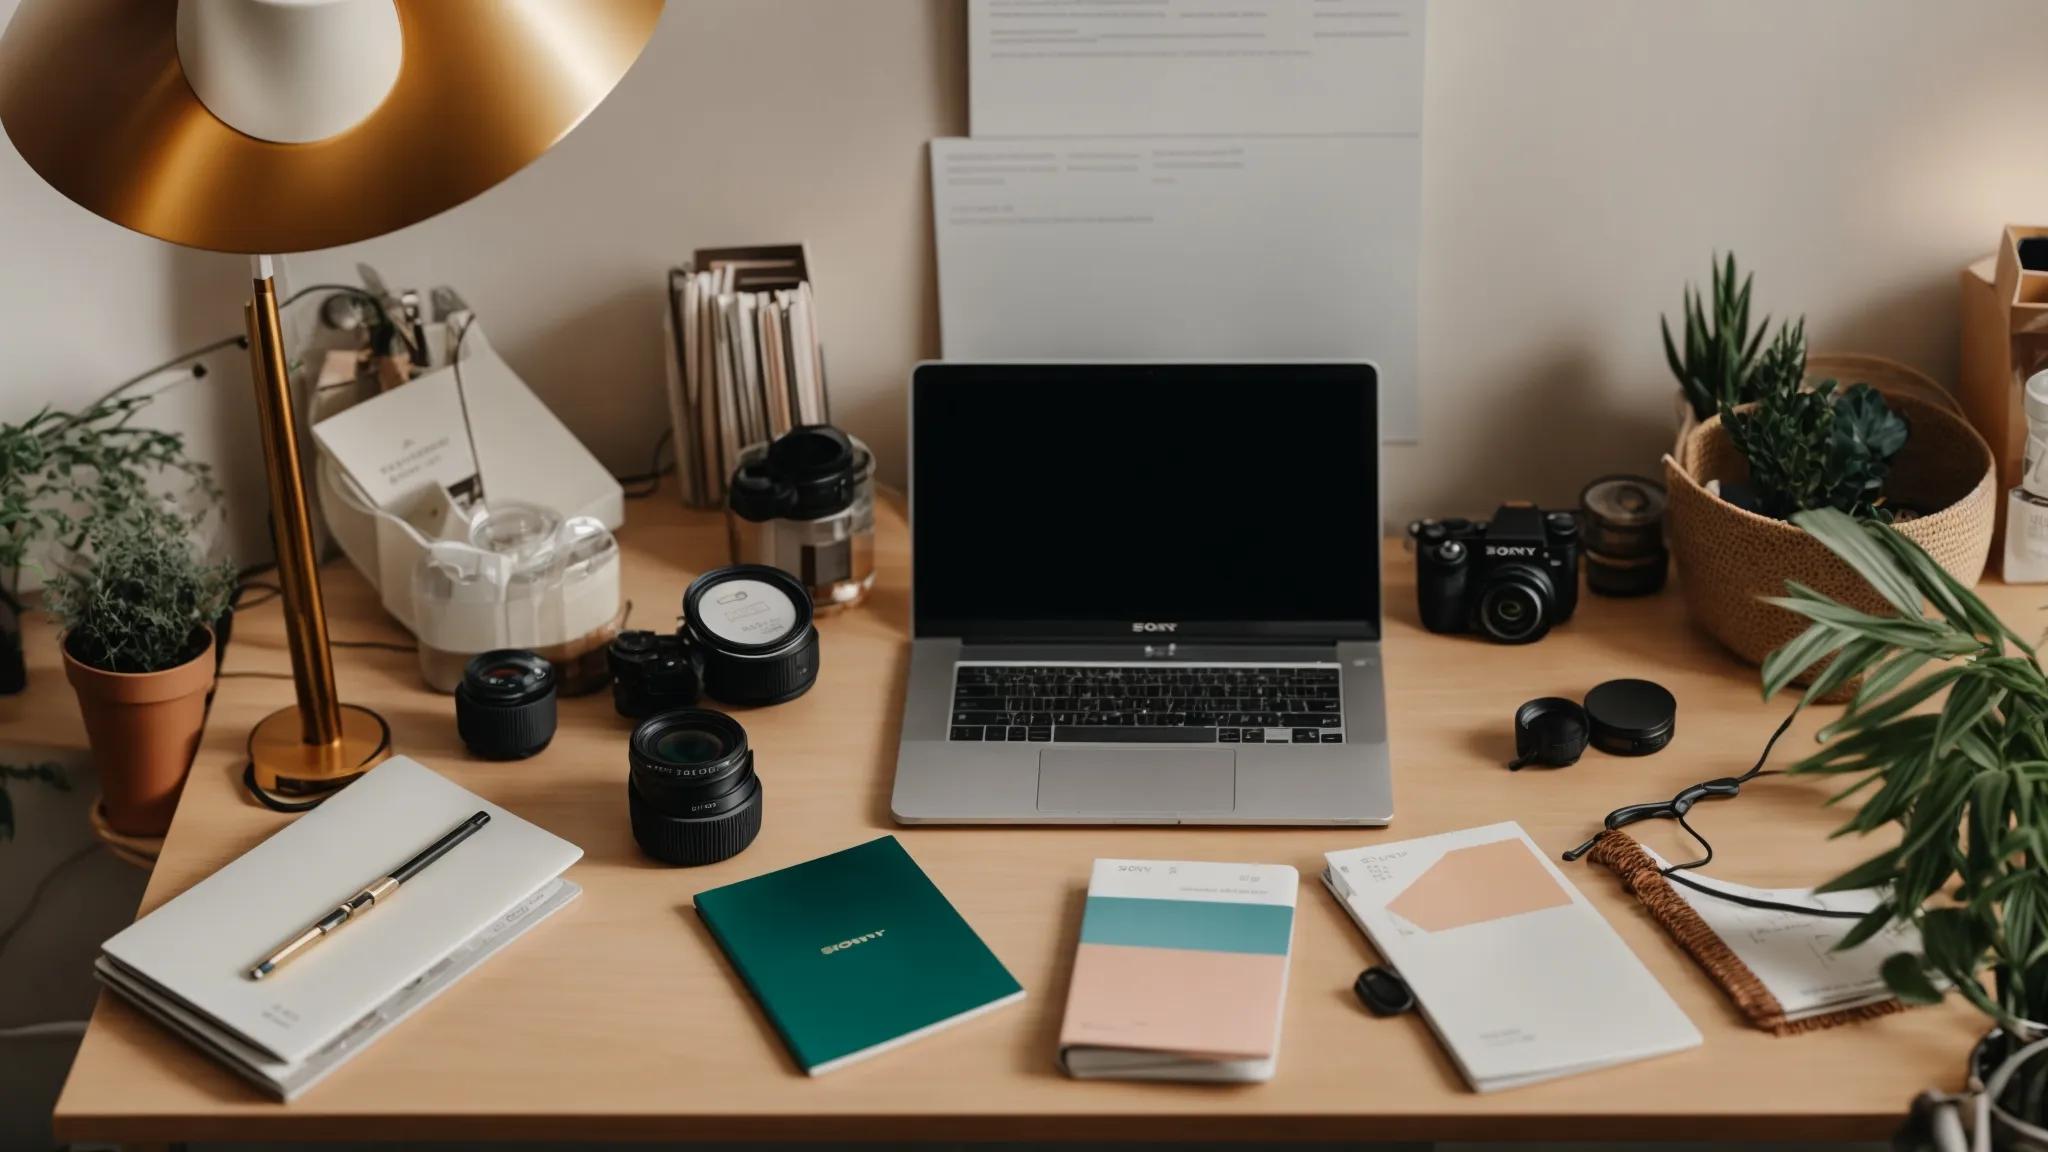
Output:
(0, 1020), (87, 1041)
(618, 427), (675, 500)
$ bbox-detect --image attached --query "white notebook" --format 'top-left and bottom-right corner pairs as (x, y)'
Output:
(1323, 822), (1700, 1092)
(96, 757), (582, 1099)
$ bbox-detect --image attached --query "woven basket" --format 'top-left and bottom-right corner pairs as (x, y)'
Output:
(1663, 354), (1996, 687)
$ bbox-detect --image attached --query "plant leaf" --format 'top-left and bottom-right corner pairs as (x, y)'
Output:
(1881, 951), (1945, 1005)
(1790, 507), (1925, 618)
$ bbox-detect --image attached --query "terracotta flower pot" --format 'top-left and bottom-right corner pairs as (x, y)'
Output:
(62, 628), (215, 837)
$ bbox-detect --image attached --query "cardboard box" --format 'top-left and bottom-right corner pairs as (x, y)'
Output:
(1958, 225), (2048, 559)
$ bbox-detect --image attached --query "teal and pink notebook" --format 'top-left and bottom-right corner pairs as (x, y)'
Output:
(1057, 858), (1297, 1082)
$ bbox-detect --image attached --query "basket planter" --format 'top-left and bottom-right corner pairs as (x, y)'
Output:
(1663, 356), (1996, 688)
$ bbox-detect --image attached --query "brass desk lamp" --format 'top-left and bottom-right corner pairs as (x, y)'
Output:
(0, 0), (662, 797)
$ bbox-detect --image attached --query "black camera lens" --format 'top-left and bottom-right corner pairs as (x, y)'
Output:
(627, 709), (763, 866)
(1477, 566), (1554, 644)
(682, 565), (820, 707)
(456, 649), (557, 760)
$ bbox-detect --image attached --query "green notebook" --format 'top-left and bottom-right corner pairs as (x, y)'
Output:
(694, 836), (1025, 1075)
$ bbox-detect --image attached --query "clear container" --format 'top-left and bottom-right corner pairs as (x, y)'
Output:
(724, 431), (876, 610)
(411, 502), (623, 692)
(2005, 370), (2048, 583)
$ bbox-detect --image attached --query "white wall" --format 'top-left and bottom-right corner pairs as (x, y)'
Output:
(4, 0), (2048, 535)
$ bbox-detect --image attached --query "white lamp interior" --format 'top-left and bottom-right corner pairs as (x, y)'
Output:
(176, 0), (402, 144)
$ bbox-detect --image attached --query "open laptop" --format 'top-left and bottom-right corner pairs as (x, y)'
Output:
(891, 362), (1392, 825)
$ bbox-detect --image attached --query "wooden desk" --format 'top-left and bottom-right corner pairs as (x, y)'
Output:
(29, 491), (2007, 1144)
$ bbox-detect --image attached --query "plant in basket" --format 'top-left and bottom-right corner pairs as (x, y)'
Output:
(1659, 258), (1997, 686)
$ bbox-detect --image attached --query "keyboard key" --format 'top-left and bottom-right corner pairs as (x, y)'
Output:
(1027, 726), (1052, 741)
(955, 711), (1007, 726)
(984, 725), (1008, 741)
(1321, 731), (1344, 743)
(1242, 729), (1265, 743)
(1054, 727), (1218, 743)
(1007, 725), (1028, 741)
(1280, 713), (1345, 728)
(950, 726), (981, 741)
(1218, 728), (1240, 742)
(1293, 729), (1319, 744)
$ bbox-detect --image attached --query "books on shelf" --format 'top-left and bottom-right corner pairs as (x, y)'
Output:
(664, 244), (830, 508)
(1058, 858), (1297, 1083)
(94, 758), (582, 1100)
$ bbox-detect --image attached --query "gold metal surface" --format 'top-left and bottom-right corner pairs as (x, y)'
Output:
(248, 703), (391, 795)
(0, 0), (664, 252)
(246, 275), (344, 745)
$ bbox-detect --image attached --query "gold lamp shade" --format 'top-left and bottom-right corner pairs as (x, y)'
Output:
(0, 0), (663, 253)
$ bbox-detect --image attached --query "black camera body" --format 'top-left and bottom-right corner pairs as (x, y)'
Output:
(1411, 506), (1581, 643)
(607, 630), (706, 719)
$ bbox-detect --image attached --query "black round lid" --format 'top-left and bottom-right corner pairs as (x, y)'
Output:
(755, 425), (867, 521)
(1584, 678), (1676, 749)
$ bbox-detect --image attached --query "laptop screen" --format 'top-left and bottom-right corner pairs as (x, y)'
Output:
(911, 363), (1380, 642)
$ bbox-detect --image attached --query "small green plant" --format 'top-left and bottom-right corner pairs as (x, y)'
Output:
(1719, 319), (1910, 521)
(1663, 253), (1780, 421)
(0, 760), (70, 841)
(0, 395), (221, 617)
(1763, 507), (2048, 1036)
(44, 505), (235, 674)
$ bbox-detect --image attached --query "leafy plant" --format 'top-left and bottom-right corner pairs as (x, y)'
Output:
(1761, 507), (2048, 1036)
(0, 395), (221, 617)
(0, 760), (70, 841)
(1663, 253), (1779, 421)
(43, 505), (235, 674)
(1719, 321), (1910, 522)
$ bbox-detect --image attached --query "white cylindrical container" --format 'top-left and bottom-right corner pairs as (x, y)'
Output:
(2006, 371), (2048, 583)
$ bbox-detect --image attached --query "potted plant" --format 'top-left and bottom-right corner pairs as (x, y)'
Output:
(0, 396), (222, 695)
(1661, 253), (1775, 454)
(1661, 265), (1997, 687)
(1761, 507), (2048, 1147)
(44, 504), (234, 837)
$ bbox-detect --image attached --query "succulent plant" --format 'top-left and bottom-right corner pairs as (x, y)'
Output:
(1719, 318), (1908, 522)
(1663, 253), (1774, 422)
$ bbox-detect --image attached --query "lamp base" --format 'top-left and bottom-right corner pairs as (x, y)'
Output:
(247, 704), (392, 796)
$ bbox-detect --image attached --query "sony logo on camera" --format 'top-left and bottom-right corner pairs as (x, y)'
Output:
(1131, 621), (1178, 633)
(1484, 545), (1540, 557)
(820, 929), (887, 955)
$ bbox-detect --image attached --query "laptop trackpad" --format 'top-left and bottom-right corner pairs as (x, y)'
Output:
(1036, 749), (1236, 814)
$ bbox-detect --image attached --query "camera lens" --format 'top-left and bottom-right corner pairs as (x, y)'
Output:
(1477, 566), (1554, 644)
(455, 649), (557, 760)
(627, 709), (763, 866)
(607, 629), (706, 718)
(682, 565), (820, 707)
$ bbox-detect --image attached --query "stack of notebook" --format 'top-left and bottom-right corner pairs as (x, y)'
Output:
(94, 758), (582, 1100)
(663, 244), (830, 506)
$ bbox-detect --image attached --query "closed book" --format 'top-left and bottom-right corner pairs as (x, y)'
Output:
(1323, 822), (1701, 1092)
(1058, 859), (1296, 1082)
(693, 836), (1024, 1075)
(95, 757), (582, 1099)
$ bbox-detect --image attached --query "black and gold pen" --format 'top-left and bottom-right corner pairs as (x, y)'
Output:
(247, 811), (491, 981)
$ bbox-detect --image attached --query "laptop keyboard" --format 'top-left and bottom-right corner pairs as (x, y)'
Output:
(948, 663), (1343, 745)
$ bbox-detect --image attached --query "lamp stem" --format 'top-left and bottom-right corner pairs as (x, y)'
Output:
(245, 265), (343, 746)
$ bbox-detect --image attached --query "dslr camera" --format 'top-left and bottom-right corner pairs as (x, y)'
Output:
(1410, 505), (1581, 643)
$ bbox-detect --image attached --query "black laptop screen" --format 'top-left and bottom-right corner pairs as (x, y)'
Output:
(911, 363), (1380, 641)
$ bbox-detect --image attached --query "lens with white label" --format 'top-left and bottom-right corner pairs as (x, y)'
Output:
(680, 565), (820, 706)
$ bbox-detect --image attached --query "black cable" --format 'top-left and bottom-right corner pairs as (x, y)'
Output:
(241, 764), (324, 813)
(0, 842), (101, 965)
(331, 639), (417, 653)
(617, 428), (675, 499)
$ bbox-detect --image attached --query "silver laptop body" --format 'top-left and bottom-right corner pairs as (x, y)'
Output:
(891, 362), (1392, 826)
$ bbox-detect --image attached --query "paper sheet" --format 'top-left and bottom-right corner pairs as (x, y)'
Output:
(1643, 849), (1919, 1020)
(931, 135), (1422, 438)
(969, 0), (1425, 138)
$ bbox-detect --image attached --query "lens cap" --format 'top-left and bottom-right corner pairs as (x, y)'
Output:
(1508, 696), (1589, 770)
(1584, 678), (1676, 756)
(728, 425), (867, 522)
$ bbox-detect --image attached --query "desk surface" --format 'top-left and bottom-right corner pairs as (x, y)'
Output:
(26, 490), (2005, 1144)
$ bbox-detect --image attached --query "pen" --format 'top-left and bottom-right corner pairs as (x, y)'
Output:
(247, 811), (491, 981)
